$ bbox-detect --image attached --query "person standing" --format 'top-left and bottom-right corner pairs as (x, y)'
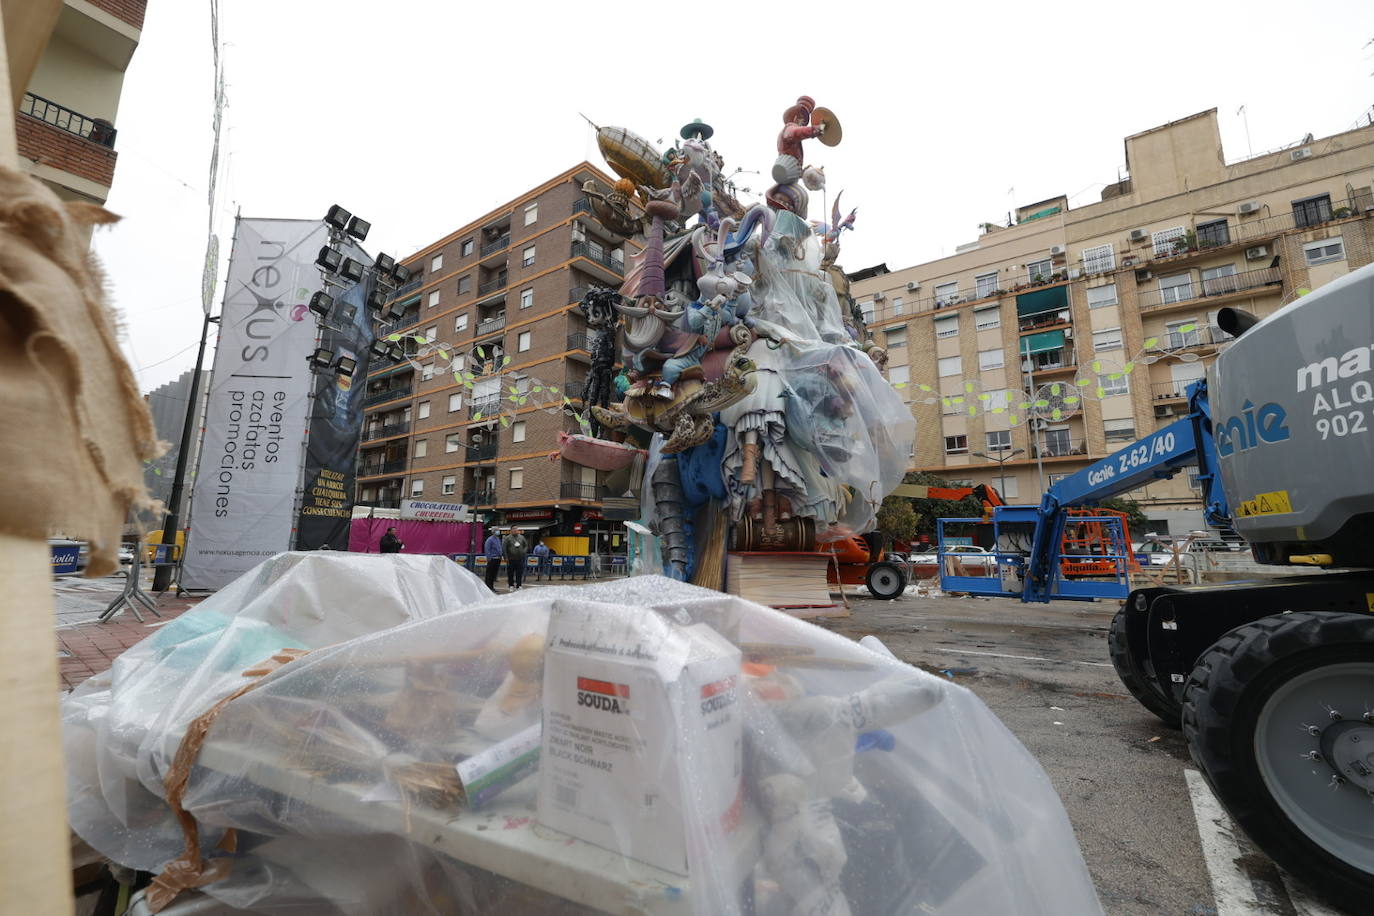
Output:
(379, 527), (404, 554)
(483, 528), (504, 590)
(532, 540), (551, 580)
(503, 528), (529, 590)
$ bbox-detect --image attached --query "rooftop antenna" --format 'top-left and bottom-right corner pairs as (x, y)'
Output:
(1237, 104), (1253, 158)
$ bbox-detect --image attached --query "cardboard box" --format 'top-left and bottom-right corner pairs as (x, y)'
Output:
(538, 599), (743, 876)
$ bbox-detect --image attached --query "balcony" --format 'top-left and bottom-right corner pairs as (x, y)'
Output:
(563, 379), (585, 401)
(464, 490), (497, 507)
(21, 93), (116, 148)
(478, 275), (508, 296)
(470, 395), (501, 417)
(358, 458), (407, 477)
(475, 314), (506, 337)
(572, 198), (594, 216)
(1032, 437), (1088, 459)
(1018, 310), (1071, 333)
(1026, 349), (1076, 374)
(362, 419), (410, 441)
(385, 276), (422, 303)
(363, 382), (412, 408)
(467, 441), (498, 462)
(480, 235), (511, 259)
(567, 332), (590, 352)
(560, 482), (605, 501)
(1137, 266), (1282, 312)
(16, 94), (119, 188)
(570, 240), (624, 277)
(1146, 323), (1231, 353)
(1151, 379), (1202, 402)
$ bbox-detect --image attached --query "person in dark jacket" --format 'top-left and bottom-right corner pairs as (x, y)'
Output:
(483, 530), (504, 589)
(379, 527), (404, 554)
(503, 529), (529, 590)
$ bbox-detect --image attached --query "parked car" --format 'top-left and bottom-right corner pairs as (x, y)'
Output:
(908, 544), (998, 578)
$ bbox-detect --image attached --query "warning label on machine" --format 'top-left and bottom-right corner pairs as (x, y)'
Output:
(1235, 489), (1293, 518)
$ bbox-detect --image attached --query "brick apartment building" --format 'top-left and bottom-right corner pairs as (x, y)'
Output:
(356, 162), (635, 552)
(852, 108), (1374, 533)
(13, 0), (144, 208)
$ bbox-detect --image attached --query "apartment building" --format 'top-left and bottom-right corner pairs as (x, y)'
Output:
(141, 368), (209, 511)
(853, 108), (1374, 533)
(356, 162), (633, 552)
(12, 0), (144, 206)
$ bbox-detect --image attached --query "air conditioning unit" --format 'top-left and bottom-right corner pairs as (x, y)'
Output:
(1238, 201), (1261, 215)
(1068, 267), (1083, 279)
(1135, 268), (1153, 283)
(1063, 325), (1074, 338)
(1154, 404), (1177, 419)
(1245, 246), (1269, 260)
(905, 281), (920, 291)
(1122, 255), (1139, 268)
(872, 291), (885, 301)
(570, 222), (586, 242)
(1129, 228), (1148, 242)
(1050, 245), (1067, 257)
(1290, 148), (1312, 161)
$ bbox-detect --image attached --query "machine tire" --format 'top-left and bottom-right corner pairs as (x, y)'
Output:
(1107, 607), (1181, 727)
(865, 562), (907, 600)
(1183, 612), (1374, 910)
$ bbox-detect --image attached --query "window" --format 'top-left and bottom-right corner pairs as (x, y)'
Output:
(424, 325), (437, 341)
(1158, 272), (1194, 305)
(455, 313), (469, 332)
(860, 299), (876, 323)
(978, 348), (1004, 370)
(1098, 373), (1129, 396)
(944, 435), (969, 455)
(452, 353), (466, 372)
(934, 315), (959, 338)
(414, 439), (428, 459)
(1291, 194), (1332, 229)
(461, 239), (474, 257)
(1303, 237), (1345, 266)
(974, 305), (1001, 330)
(998, 477), (1020, 499)
(1104, 418), (1136, 441)
(446, 433), (461, 453)
(885, 326), (907, 349)
(1092, 327), (1123, 352)
(1041, 427), (1072, 456)
(512, 420), (527, 443)
(522, 246), (536, 268)
(518, 331), (532, 352)
(417, 401), (431, 419)
(1026, 258), (1052, 281)
(509, 468), (524, 489)
(938, 356), (962, 377)
(410, 479), (424, 497)
(1151, 226), (1186, 258)
(430, 254), (443, 272)
(1201, 263), (1238, 295)
(457, 275), (471, 295)
(891, 296), (904, 316)
(986, 430), (1012, 452)
(524, 203), (538, 226)
(1165, 319), (1200, 348)
(448, 393), (463, 412)
(941, 396), (962, 415)
(520, 288), (534, 309)
(428, 290), (440, 308)
(1196, 219), (1230, 248)
(975, 272), (999, 299)
(421, 362), (435, 381)
(1186, 465), (1203, 491)
(1081, 244), (1115, 274)
(1086, 283), (1119, 309)
(934, 281), (959, 306)
(888, 365), (910, 389)
(442, 475), (456, 495)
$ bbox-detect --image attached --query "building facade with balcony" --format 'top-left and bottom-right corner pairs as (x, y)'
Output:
(355, 162), (635, 553)
(13, 0), (144, 207)
(852, 108), (1374, 533)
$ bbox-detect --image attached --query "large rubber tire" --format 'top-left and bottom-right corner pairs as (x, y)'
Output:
(1107, 607), (1182, 727)
(865, 562), (907, 600)
(1183, 612), (1374, 910)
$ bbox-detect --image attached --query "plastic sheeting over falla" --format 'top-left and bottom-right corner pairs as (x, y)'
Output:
(64, 554), (1102, 915)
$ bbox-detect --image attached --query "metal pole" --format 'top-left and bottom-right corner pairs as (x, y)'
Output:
(1024, 354), (1046, 496)
(152, 310), (213, 592)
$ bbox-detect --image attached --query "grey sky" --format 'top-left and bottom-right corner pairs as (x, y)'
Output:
(95, 1), (1374, 391)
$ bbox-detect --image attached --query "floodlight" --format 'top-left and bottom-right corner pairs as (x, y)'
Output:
(392, 263), (413, 284)
(388, 302), (407, 320)
(340, 258), (365, 283)
(325, 205), (352, 231)
(341, 304), (357, 322)
(308, 347), (335, 370)
(386, 343), (404, 362)
(365, 289), (388, 311)
(335, 356), (357, 378)
(316, 247), (342, 273)
(346, 215), (371, 241)
(375, 252), (396, 275)
(370, 339), (390, 358)
(308, 291), (334, 319)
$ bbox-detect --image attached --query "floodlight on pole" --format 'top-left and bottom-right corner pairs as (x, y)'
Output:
(315, 247), (342, 273)
(335, 356), (357, 378)
(369, 339), (390, 358)
(365, 289), (387, 311)
(308, 347), (335, 370)
(375, 252), (396, 275)
(392, 263), (413, 284)
(308, 291), (334, 320)
(325, 204), (351, 231)
(340, 258), (365, 283)
(345, 215), (370, 241)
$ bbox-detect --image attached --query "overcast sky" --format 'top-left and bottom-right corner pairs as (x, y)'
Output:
(95, 1), (1374, 392)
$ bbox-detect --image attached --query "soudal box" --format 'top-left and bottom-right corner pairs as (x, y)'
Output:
(538, 599), (743, 876)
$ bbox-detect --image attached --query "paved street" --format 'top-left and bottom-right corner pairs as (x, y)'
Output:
(826, 590), (1356, 916)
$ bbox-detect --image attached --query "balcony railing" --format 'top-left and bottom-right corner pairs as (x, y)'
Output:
(1151, 379), (1202, 402)
(475, 314), (506, 337)
(469, 395), (501, 417)
(560, 482), (604, 501)
(467, 442), (498, 462)
(1152, 197), (1365, 260)
(385, 276), (422, 303)
(1026, 349), (1076, 373)
(1032, 437), (1089, 459)
(480, 235), (511, 258)
(20, 93), (116, 147)
(861, 277), (1066, 327)
(563, 379), (585, 401)
(572, 197), (594, 216)
(1018, 310), (1071, 333)
(363, 382), (412, 408)
(567, 332), (590, 352)
(570, 240), (624, 275)
(363, 419), (410, 441)
(1137, 266), (1282, 312)
(464, 490), (497, 507)
(478, 275), (508, 296)
(359, 458), (407, 477)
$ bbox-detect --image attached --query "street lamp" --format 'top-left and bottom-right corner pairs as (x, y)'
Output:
(972, 447), (1025, 501)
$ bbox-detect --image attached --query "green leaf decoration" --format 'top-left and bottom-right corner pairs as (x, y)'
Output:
(967, 406), (977, 416)
(1095, 386), (1106, 397)
(1051, 408), (1062, 420)
(438, 349), (449, 359)
(1008, 414), (1020, 425)
(517, 397), (528, 405)
(1108, 372), (1124, 380)
(476, 346), (487, 358)
(918, 384), (932, 392)
(1123, 361), (1135, 374)
(1050, 383), (1062, 395)
(500, 417), (510, 428)
(1091, 360), (1103, 373)
(964, 381), (975, 393)
(1064, 396), (1080, 405)
(473, 411), (483, 421)
(415, 336), (429, 344)
(894, 382), (907, 389)
(978, 393), (990, 401)
(1075, 378), (1091, 387)
(991, 407), (1004, 414)
(502, 356), (512, 366)
(532, 385), (543, 393)
(386, 333), (401, 341)
(1297, 288), (1311, 297)
(1143, 336), (1159, 349)
(464, 380), (473, 389)
(549, 386), (560, 395)
(1034, 399), (1049, 408)
(1178, 323), (1196, 333)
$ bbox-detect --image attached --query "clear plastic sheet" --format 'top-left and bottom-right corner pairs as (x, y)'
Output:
(65, 557), (1101, 915)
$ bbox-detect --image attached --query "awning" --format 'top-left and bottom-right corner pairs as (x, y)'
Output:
(1020, 329), (1066, 354)
(1015, 285), (1068, 316)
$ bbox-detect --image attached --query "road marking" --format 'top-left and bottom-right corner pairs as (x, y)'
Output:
(1185, 768), (1345, 916)
(940, 647), (1114, 668)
